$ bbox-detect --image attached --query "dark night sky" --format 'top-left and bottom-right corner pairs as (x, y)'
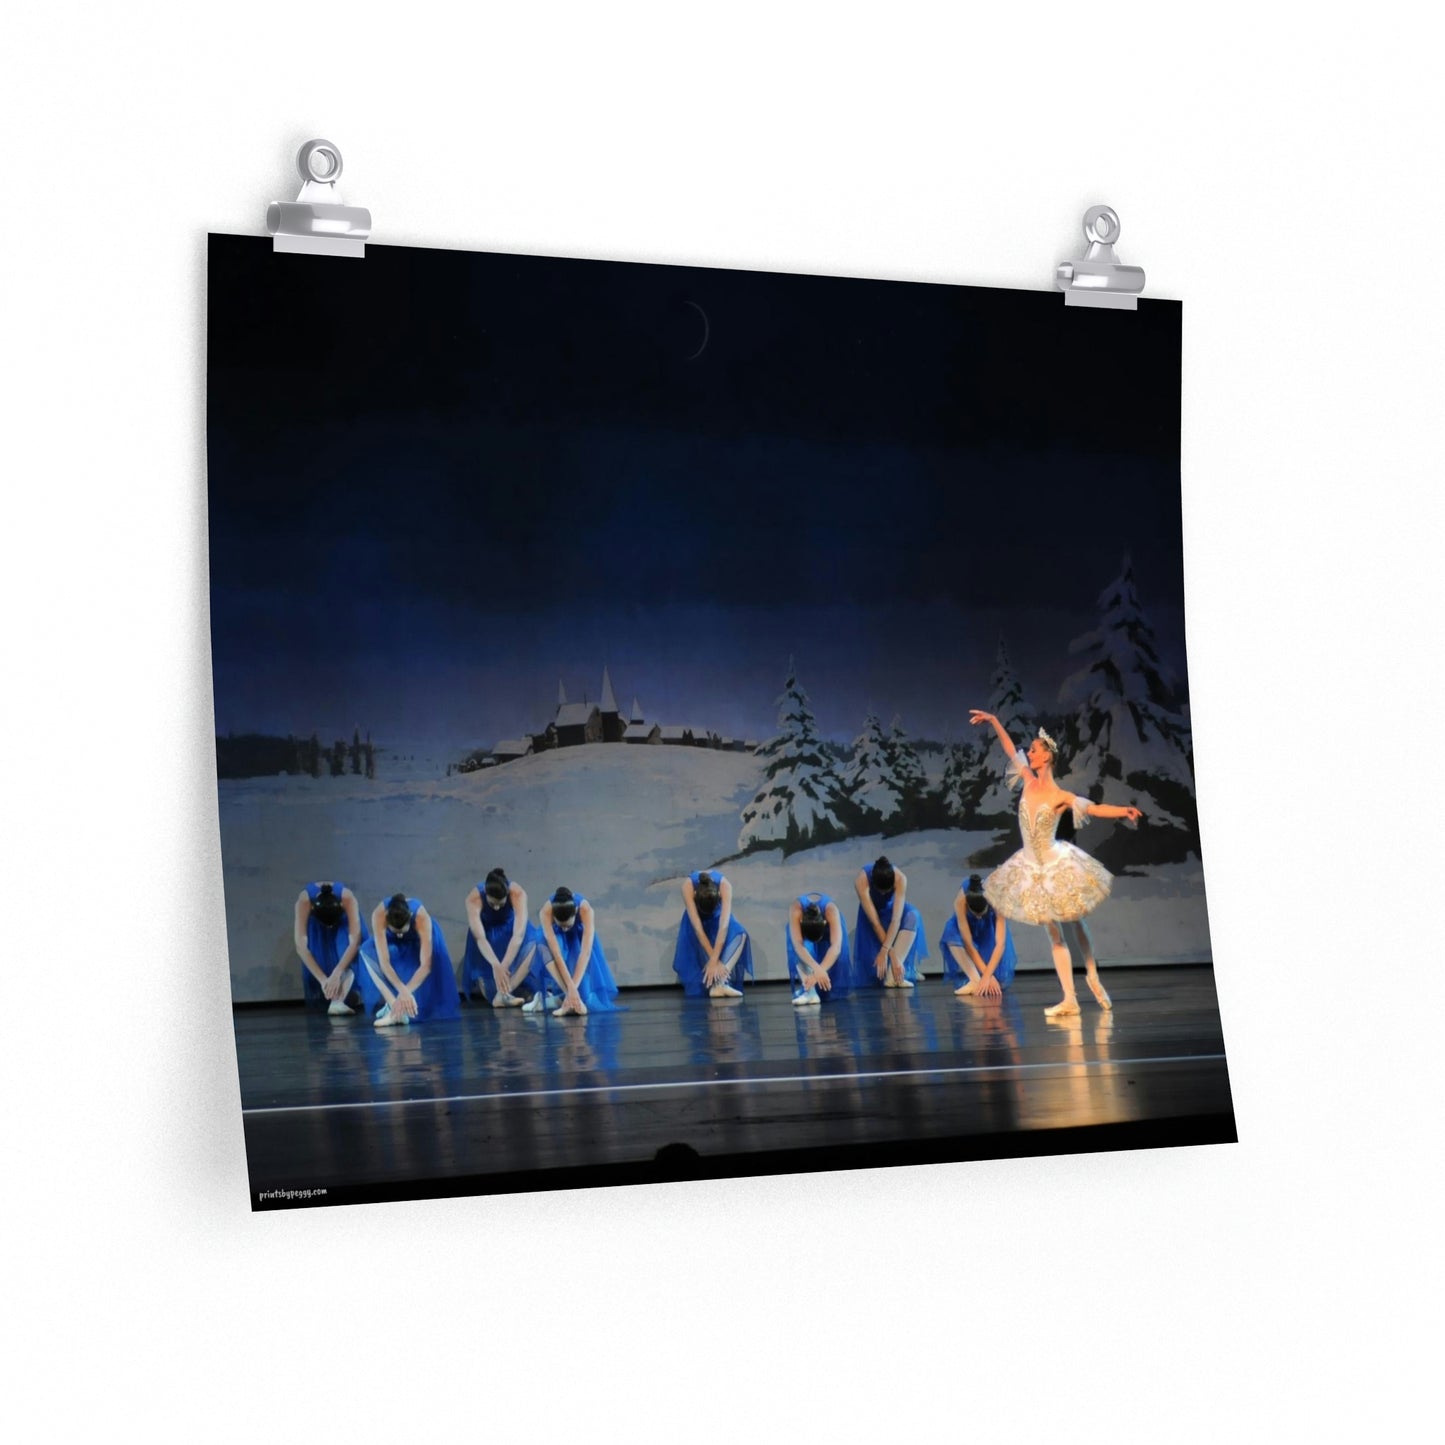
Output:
(207, 234), (1185, 753)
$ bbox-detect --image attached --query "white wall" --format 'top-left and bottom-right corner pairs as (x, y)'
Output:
(4, 3), (1437, 1438)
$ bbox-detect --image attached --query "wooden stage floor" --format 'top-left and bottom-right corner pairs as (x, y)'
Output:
(237, 966), (1234, 1208)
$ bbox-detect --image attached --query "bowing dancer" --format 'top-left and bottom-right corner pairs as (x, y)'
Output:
(969, 710), (1142, 1016)
(357, 893), (462, 1027)
(528, 886), (623, 1017)
(293, 881), (369, 1014)
(461, 868), (547, 1008)
(672, 869), (754, 999)
(786, 892), (853, 1007)
(853, 855), (929, 989)
(940, 872), (1019, 997)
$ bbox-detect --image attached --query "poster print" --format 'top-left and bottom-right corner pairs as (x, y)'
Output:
(208, 234), (1232, 1209)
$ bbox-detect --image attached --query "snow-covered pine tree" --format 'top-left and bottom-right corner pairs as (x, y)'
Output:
(739, 662), (849, 853)
(841, 713), (906, 829)
(887, 715), (928, 828)
(1059, 555), (1197, 856)
(937, 739), (979, 823)
(976, 639), (1039, 816)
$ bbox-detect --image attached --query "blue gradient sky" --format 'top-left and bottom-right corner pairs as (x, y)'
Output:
(208, 236), (1186, 754)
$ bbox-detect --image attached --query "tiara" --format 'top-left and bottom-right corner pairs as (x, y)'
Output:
(1037, 727), (1059, 753)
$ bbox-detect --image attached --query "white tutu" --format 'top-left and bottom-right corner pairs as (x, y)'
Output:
(984, 751), (1114, 924)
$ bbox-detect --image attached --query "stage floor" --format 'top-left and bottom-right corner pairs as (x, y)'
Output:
(238, 966), (1234, 1207)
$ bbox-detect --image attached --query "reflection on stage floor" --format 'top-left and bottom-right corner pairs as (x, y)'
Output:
(238, 965), (1233, 1207)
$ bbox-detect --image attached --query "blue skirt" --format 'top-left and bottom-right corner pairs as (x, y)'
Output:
(357, 927), (462, 1021)
(939, 914), (1018, 989)
(538, 927), (626, 1013)
(785, 923), (854, 1001)
(672, 911), (754, 996)
(853, 899), (929, 986)
(461, 916), (548, 1000)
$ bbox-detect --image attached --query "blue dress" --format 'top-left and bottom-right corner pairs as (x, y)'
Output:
(671, 870), (754, 996)
(460, 886), (548, 1001)
(356, 897), (462, 1021)
(852, 863), (929, 986)
(539, 895), (624, 1012)
(785, 892), (854, 1001)
(300, 882), (371, 1009)
(940, 891), (1018, 989)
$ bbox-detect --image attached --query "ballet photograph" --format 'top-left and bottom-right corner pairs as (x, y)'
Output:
(208, 233), (1232, 1209)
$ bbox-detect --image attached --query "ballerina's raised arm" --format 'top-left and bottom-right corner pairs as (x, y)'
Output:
(969, 708), (1030, 777)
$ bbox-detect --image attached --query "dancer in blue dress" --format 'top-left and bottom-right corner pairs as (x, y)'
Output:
(672, 869), (754, 999)
(461, 868), (547, 1008)
(356, 893), (462, 1027)
(940, 873), (1018, 997)
(786, 893), (852, 1006)
(853, 856), (929, 989)
(527, 887), (623, 1017)
(293, 881), (370, 1014)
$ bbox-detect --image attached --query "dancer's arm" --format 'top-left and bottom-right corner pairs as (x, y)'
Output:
(702, 878), (735, 987)
(1072, 796), (1143, 825)
(975, 917), (1008, 996)
(370, 904), (409, 1002)
(881, 868), (908, 956)
(855, 869), (887, 944)
(396, 908), (434, 1016)
(541, 903), (573, 988)
(813, 906), (844, 990)
(570, 903), (596, 992)
(681, 876), (715, 956)
(466, 887), (505, 978)
(954, 896), (987, 974)
(293, 892), (331, 992)
(788, 904), (821, 988)
(501, 885), (529, 988)
(969, 709), (1022, 767)
(337, 890), (363, 972)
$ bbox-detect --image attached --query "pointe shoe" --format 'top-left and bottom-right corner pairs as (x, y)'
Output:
(954, 982), (976, 997)
(327, 999), (354, 1016)
(503, 993), (525, 1007)
(709, 983), (743, 999)
(521, 995), (546, 1014)
(1087, 975), (1112, 1010)
(490, 993), (510, 1009)
(1044, 997), (1081, 1018)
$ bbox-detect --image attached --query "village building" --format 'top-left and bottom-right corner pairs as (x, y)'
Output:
(554, 702), (602, 747)
(492, 738), (534, 763)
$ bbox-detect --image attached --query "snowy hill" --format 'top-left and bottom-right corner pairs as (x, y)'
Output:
(219, 741), (1213, 1001)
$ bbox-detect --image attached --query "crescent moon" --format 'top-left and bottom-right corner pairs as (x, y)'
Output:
(684, 300), (709, 361)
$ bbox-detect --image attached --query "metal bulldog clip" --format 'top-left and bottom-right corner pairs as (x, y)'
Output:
(267, 139), (372, 259)
(1055, 205), (1145, 310)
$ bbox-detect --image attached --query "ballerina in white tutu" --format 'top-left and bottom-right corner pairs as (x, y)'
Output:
(969, 710), (1142, 1017)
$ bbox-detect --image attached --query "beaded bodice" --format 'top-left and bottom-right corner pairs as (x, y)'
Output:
(1019, 795), (1064, 860)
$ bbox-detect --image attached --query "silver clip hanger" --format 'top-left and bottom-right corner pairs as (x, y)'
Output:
(266, 140), (371, 259)
(1055, 206), (1144, 310)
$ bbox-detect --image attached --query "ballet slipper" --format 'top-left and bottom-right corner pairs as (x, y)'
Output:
(1086, 975), (1112, 1010)
(1044, 997), (1081, 1018)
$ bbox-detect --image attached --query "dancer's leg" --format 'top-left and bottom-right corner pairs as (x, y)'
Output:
(710, 934), (747, 998)
(950, 943), (981, 995)
(1071, 920), (1111, 1009)
(890, 928), (916, 987)
(1043, 922), (1079, 1017)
